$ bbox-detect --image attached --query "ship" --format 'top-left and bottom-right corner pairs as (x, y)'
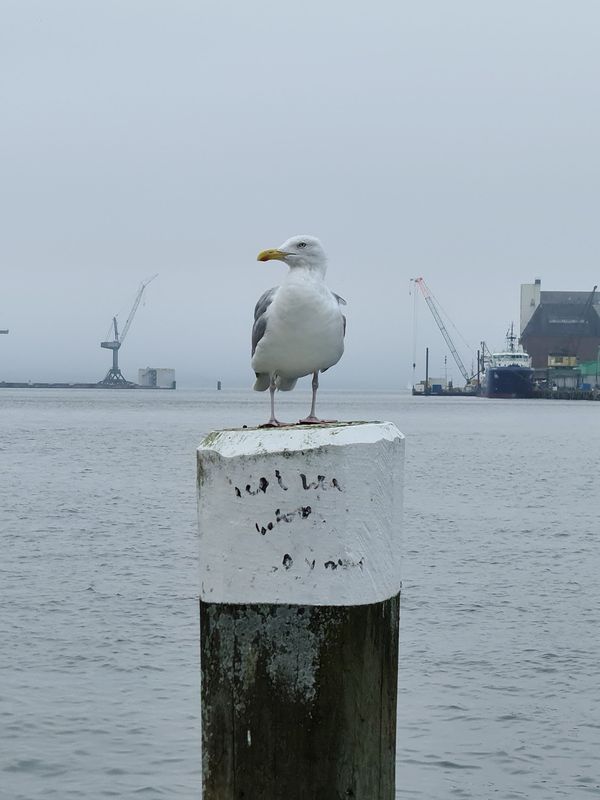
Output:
(482, 324), (535, 398)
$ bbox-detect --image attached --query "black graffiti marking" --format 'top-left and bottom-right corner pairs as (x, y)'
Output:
(324, 557), (365, 571)
(236, 472), (340, 497)
(274, 507), (290, 523)
(272, 556), (362, 573)
(300, 474), (343, 491)
(255, 505), (312, 535)
(275, 506), (312, 522)
(275, 506), (312, 523)
(300, 473), (323, 490)
(255, 521), (274, 535)
(275, 470), (288, 490)
(244, 477), (269, 496)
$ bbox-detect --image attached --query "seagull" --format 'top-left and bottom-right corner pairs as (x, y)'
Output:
(251, 235), (346, 427)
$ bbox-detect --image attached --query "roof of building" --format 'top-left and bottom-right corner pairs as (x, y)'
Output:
(522, 301), (600, 339)
(541, 290), (600, 306)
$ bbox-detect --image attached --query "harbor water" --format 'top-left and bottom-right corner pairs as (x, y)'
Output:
(2, 388), (599, 799)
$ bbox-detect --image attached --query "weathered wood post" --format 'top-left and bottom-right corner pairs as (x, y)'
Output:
(197, 421), (404, 799)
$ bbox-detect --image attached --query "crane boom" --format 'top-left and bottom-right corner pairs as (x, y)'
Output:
(121, 273), (158, 344)
(413, 277), (470, 384)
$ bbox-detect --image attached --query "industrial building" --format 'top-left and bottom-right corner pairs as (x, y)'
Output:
(138, 367), (176, 389)
(520, 279), (600, 369)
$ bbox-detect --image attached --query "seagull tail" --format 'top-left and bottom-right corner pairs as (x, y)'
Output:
(253, 373), (271, 392)
(275, 376), (297, 391)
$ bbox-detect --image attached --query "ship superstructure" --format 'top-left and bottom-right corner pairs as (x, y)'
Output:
(482, 324), (534, 398)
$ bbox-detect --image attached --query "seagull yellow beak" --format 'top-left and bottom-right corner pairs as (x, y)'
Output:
(257, 248), (287, 262)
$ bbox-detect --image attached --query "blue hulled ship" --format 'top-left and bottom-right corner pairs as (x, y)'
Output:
(482, 325), (535, 399)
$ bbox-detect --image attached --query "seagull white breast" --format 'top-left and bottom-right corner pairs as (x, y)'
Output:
(252, 273), (345, 380)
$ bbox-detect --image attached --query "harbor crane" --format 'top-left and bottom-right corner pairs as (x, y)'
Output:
(99, 274), (158, 386)
(412, 277), (471, 385)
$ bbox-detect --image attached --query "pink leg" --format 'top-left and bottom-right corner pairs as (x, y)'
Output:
(259, 379), (290, 428)
(297, 372), (337, 425)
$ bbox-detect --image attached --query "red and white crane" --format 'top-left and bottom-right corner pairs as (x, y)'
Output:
(411, 277), (471, 385)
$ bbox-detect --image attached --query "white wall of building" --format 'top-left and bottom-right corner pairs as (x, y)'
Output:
(138, 367), (176, 388)
(520, 278), (541, 335)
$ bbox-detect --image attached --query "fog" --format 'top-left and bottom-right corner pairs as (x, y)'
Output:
(2, 1), (599, 388)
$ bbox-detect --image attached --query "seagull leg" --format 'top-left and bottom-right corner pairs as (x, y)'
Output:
(259, 378), (289, 428)
(298, 371), (336, 425)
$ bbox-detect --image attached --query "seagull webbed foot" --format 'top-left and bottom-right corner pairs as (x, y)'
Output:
(259, 418), (290, 428)
(297, 416), (338, 425)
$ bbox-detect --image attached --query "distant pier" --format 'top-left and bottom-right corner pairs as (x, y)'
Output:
(412, 384), (600, 401)
(0, 381), (175, 390)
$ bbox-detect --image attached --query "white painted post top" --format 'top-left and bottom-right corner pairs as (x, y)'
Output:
(197, 421), (404, 606)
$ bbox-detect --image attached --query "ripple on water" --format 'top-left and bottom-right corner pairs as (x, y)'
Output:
(2, 390), (600, 799)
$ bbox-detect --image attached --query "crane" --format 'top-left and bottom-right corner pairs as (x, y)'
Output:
(99, 274), (158, 386)
(412, 277), (471, 385)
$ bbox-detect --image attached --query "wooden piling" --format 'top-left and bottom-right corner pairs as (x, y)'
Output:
(197, 422), (404, 800)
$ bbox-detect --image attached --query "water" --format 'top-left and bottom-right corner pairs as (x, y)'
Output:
(1, 388), (599, 799)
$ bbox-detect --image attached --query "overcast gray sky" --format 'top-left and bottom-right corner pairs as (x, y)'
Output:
(2, 1), (599, 388)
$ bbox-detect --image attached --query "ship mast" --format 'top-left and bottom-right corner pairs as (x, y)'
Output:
(506, 322), (517, 353)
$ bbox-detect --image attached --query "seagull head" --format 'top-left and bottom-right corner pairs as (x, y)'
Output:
(257, 235), (327, 275)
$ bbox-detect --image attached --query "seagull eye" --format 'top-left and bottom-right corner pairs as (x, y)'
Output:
(297, 241), (307, 249)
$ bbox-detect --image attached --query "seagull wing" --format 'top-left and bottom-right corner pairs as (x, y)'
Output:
(252, 287), (278, 356)
(332, 291), (347, 336)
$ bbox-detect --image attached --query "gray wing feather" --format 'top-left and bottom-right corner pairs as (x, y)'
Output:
(252, 287), (277, 356)
(332, 291), (347, 337)
(321, 292), (347, 374)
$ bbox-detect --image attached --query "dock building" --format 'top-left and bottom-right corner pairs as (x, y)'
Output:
(520, 279), (600, 369)
(138, 367), (176, 389)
